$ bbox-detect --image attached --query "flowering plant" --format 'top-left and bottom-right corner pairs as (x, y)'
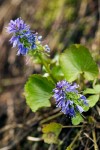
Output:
(7, 18), (99, 145)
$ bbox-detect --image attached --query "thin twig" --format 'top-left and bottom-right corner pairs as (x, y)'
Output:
(92, 129), (98, 150)
(67, 129), (82, 149)
(62, 125), (83, 128)
(84, 133), (94, 143)
(40, 112), (63, 124)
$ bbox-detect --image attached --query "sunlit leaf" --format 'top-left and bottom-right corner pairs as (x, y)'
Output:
(52, 65), (64, 80)
(24, 75), (54, 112)
(60, 44), (99, 82)
(84, 84), (100, 95)
(93, 84), (100, 94)
(88, 94), (99, 107)
(84, 88), (96, 94)
(82, 105), (89, 112)
(71, 113), (83, 125)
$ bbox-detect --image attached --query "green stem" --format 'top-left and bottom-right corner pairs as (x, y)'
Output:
(38, 53), (57, 83)
(62, 125), (83, 128)
(40, 112), (63, 124)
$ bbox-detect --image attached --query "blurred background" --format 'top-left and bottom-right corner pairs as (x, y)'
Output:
(0, 0), (100, 149)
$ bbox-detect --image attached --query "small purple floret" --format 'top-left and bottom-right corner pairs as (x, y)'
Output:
(44, 44), (50, 53)
(76, 105), (84, 113)
(17, 44), (28, 55)
(80, 94), (88, 105)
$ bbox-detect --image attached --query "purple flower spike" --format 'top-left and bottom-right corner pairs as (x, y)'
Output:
(53, 80), (88, 117)
(7, 18), (37, 55)
(7, 18), (51, 56)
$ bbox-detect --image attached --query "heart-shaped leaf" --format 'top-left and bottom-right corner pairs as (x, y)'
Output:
(24, 75), (54, 112)
(60, 44), (99, 82)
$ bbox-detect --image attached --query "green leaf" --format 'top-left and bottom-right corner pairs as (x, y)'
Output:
(59, 44), (99, 82)
(52, 65), (64, 80)
(93, 84), (100, 94)
(82, 105), (89, 112)
(42, 122), (62, 144)
(84, 88), (96, 94)
(84, 84), (100, 95)
(71, 113), (83, 125)
(88, 94), (99, 107)
(24, 75), (54, 112)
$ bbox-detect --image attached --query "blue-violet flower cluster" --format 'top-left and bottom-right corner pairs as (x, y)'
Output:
(7, 18), (37, 55)
(7, 18), (50, 55)
(53, 80), (88, 117)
